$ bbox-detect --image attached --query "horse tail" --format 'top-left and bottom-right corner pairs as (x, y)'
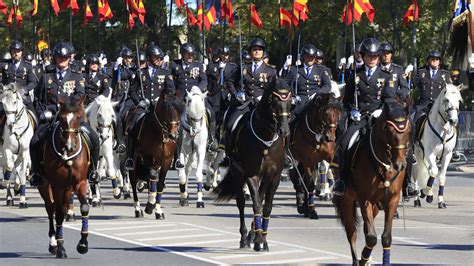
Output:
(333, 197), (360, 227)
(213, 168), (244, 202)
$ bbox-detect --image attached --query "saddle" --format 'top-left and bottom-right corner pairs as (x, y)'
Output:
(415, 115), (428, 143)
(27, 110), (38, 131)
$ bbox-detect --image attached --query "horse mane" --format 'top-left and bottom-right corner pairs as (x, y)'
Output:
(314, 93), (343, 113)
(59, 96), (85, 114)
(431, 84), (463, 114)
(161, 97), (184, 117)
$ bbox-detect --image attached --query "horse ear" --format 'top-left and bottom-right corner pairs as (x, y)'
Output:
(203, 91), (209, 97)
(186, 90), (192, 100)
(111, 101), (120, 108)
(456, 84), (465, 91)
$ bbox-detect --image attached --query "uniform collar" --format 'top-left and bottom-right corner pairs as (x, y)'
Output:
(381, 63), (391, 71)
(365, 65), (378, 75)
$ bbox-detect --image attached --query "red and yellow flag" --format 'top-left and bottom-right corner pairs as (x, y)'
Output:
(38, 40), (49, 53)
(7, 6), (23, 29)
(403, 0), (419, 27)
(292, 0), (309, 26)
(220, 0), (234, 28)
(50, 0), (60, 16)
(30, 0), (39, 16)
(341, 0), (375, 25)
(62, 0), (80, 16)
(137, 0), (146, 24)
(83, 0), (94, 25)
(98, 0), (113, 22)
(175, 0), (185, 13)
(0, 1), (6, 15)
(186, 5), (197, 27)
(250, 4), (262, 29)
(204, 6), (217, 31)
(279, 7), (292, 30)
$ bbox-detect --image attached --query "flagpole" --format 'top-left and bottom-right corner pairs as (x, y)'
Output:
(83, 1), (87, 55)
(70, 10), (73, 43)
(167, 0), (173, 52)
(222, 0), (227, 50)
(201, 0), (205, 62)
(412, 2), (417, 72)
(248, 0), (251, 39)
(351, 0), (358, 110)
(278, 0), (284, 68)
(97, 0), (101, 52)
(13, 0), (18, 40)
(33, 14), (37, 58)
(48, 3), (52, 45)
(289, 0), (295, 55)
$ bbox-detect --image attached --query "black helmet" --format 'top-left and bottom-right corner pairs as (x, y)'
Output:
(315, 49), (324, 58)
(427, 51), (442, 60)
(86, 54), (100, 65)
(380, 43), (394, 53)
(41, 48), (51, 58)
(359, 38), (381, 56)
(242, 50), (251, 62)
(121, 47), (133, 58)
(9, 40), (23, 51)
(137, 51), (146, 64)
(23, 53), (34, 63)
(66, 42), (76, 54)
(146, 45), (164, 59)
(53, 42), (72, 57)
(301, 44), (317, 57)
(212, 47), (222, 58)
(248, 38), (265, 51)
(180, 43), (195, 54)
(222, 45), (230, 54)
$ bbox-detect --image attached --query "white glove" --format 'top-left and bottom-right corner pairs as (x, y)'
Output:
(40, 110), (53, 122)
(338, 57), (347, 69)
(405, 64), (414, 75)
(101, 57), (108, 67)
(236, 91), (246, 102)
(350, 109), (361, 121)
(44, 60), (50, 67)
(295, 59), (301, 66)
(163, 55), (170, 64)
(203, 57), (209, 66)
(347, 55), (354, 65)
(82, 59), (87, 66)
(371, 109), (382, 118)
(114, 57), (123, 69)
(138, 99), (150, 109)
(284, 55), (292, 69)
(469, 53), (474, 69)
(219, 61), (226, 69)
(31, 59), (37, 67)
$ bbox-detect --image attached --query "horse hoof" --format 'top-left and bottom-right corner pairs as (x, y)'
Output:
(19, 203), (28, 209)
(76, 241), (88, 254)
(48, 244), (58, 255)
(155, 213), (165, 220)
(263, 242), (269, 252)
(196, 201), (205, 208)
(239, 239), (248, 249)
(14, 189), (20, 196)
(92, 201), (98, 208)
(394, 211), (399, 219)
(66, 214), (76, 222)
(137, 184), (145, 193)
(324, 194), (331, 201)
(419, 191), (426, 199)
(6, 199), (13, 206)
(253, 243), (262, 252)
(244, 193), (251, 201)
(113, 191), (122, 200)
(144, 202), (155, 215)
(438, 202), (447, 209)
(414, 199), (421, 207)
(297, 205), (305, 214)
(135, 209), (144, 218)
(309, 210), (319, 220)
(56, 248), (67, 259)
(123, 192), (131, 200)
(426, 195), (433, 204)
(179, 198), (189, 207)
(203, 184), (211, 191)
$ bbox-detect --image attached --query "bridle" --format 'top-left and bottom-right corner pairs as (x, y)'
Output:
(153, 104), (179, 143)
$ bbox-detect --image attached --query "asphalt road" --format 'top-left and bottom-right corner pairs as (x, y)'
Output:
(0, 169), (473, 265)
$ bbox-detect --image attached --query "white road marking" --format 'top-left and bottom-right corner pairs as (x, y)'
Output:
(224, 226), (469, 230)
(115, 228), (198, 236)
(137, 233), (223, 242)
(392, 236), (430, 246)
(252, 256), (337, 264)
(160, 239), (236, 247)
(211, 249), (304, 260)
(95, 224), (176, 231)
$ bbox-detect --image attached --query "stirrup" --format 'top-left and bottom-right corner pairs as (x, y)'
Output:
(175, 159), (184, 169)
(284, 155), (294, 170)
(332, 180), (345, 196)
(89, 171), (100, 184)
(125, 158), (135, 170)
(117, 143), (126, 153)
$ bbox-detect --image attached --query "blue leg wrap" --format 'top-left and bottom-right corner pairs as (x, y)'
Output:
(149, 179), (157, 193)
(438, 186), (444, 196)
(361, 245), (373, 260)
(329, 179), (334, 187)
(156, 192), (162, 204)
(197, 183), (203, 192)
(81, 216), (89, 233)
(56, 225), (63, 240)
(111, 178), (118, 188)
(4, 170), (11, 180)
(319, 173), (327, 184)
(19, 185), (26, 196)
(262, 216), (270, 233)
(308, 193), (315, 206)
(254, 214), (263, 231)
(382, 248), (391, 265)
(427, 176), (435, 188)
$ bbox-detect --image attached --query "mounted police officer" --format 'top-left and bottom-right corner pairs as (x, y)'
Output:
(206, 45), (239, 150)
(170, 43), (209, 168)
(285, 44), (332, 116)
(108, 47), (136, 104)
(331, 38), (403, 199)
(30, 42), (101, 186)
(84, 54), (111, 105)
(404, 51), (452, 196)
(379, 43), (409, 96)
(124, 44), (175, 169)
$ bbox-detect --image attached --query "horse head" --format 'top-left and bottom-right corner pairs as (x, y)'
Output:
(95, 95), (118, 141)
(185, 86), (208, 128)
(154, 90), (183, 141)
(57, 95), (85, 153)
(434, 84), (463, 127)
(376, 98), (411, 172)
(1, 84), (25, 129)
(264, 78), (292, 137)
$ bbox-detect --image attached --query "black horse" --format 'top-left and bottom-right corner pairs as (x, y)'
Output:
(214, 78), (292, 252)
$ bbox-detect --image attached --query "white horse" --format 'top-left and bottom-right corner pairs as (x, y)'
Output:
(413, 84), (463, 208)
(178, 86), (208, 208)
(0, 84), (34, 208)
(86, 94), (127, 206)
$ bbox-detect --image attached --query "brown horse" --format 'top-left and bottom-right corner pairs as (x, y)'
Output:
(335, 99), (410, 265)
(214, 79), (292, 252)
(128, 90), (183, 219)
(37, 95), (90, 258)
(289, 93), (342, 219)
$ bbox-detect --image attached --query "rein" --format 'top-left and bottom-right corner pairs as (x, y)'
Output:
(249, 109), (279, 148)
(4, 106), (31, 154)
(426, 110), (457, 159)
(52, 123), (84, 162)
(152, 106), (179, 143)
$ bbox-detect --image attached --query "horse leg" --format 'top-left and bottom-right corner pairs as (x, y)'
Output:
(246, 176), (264, 252)
(260, 173), (282, 252)
(145, 168), (159, 215)
(178, 159), (190, 207)
(154, 168), (167, 220)
(437, 153), (451, 209)
(54, 189), (70, 259)
(360, 201), (377, 265)
(422, 153), (438, 203)
(75, 180), (90, 255)
(381, 192), (400, 266)
(195, 144), (206, 208)
(305, 165), (318, 220)
(289, 162), (305, 214)
(339, 194), (358, 265)
(38, 184), (58, 255)
(129, 170), (143, 218)
(18, 151), (29, 208)
(66, 194), (76, 222)
(236, 187), (248, 248)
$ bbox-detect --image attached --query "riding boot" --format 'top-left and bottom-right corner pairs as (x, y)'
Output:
(29, 140), (43, 187)
(81, 123), (100, 184)
(284, 137), (294, 169)
(124, 130), (135, 170)
(114, 119), (126, 153)
(403, 124), (418, 198)
(208, 121), (218, 152)
(175, 128), (184, 169)
(331, 150), (345, 198)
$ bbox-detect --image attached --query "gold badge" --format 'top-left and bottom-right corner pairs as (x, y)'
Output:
(377, 78), (385, 87)
(394, 117), (406, 123)
(355, 76), (360, 85)
(259, 73), (267, 83)
(157, 75), (165, 84)
(48, 78), (53, 84)
(142, 75), (146, 81)
(79, 79), (85, 87)
(389, 80), (394, 88)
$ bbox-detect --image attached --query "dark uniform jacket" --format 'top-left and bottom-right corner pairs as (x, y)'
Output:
(240, 61), (277, 100)
(0, 59), (38, 104)
(170, 60), (207, 97)
(130, 66), (175, 105)
(107, 64), (135, 102)
(84, 71), (111, 105)
(34, 67), (85, 115)
(413, 67), (452, 113)
(70, 60), (86, 74)
(206, 62), (239, 97)
(343, 66), (396, 114)
(380, 63), (409, 96)
(285, 64), (332, 97)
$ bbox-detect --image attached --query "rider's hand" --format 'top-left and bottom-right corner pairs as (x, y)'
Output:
(350, 109), (361, 121)
(236, 91), (246, 103)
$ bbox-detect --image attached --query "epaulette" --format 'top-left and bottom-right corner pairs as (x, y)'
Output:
(228, 62), (237, 66)
(392, 63), (403, 70)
